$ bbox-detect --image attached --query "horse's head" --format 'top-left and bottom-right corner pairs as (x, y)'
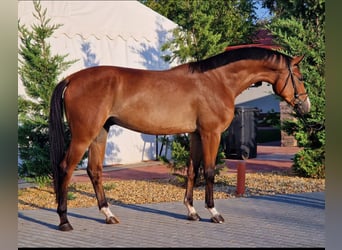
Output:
(273, 55), (310, 115)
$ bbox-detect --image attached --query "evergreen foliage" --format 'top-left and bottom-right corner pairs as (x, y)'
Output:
(141, 0), (257, 63)
(263, 0), (325, 178)
(18, 1), (76, 178)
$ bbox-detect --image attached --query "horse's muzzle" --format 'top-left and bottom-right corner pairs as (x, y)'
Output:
(295, 97), (311, 115)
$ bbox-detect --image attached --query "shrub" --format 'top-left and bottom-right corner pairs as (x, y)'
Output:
(167, 134), (225, 179)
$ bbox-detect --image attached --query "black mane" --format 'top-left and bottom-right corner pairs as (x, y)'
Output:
(188, 47), (292, 73)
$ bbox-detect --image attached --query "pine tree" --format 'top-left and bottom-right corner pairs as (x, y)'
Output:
(18, 1), (76, 178)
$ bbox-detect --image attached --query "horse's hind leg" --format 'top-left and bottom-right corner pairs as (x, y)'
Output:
(87, 128), (119, 224)
(184, 132), (202, 221)
(57, 140), (90, 231)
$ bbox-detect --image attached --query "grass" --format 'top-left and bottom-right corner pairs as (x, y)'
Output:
(67, 192), (77, 200)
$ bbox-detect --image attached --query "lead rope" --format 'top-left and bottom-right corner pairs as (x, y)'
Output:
(295, 110), (325, 133)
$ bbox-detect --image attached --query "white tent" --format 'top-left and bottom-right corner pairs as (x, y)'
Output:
(18, 1), (177, 165)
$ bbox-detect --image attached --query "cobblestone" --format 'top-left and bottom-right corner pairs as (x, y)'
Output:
(18, 192), (325, 248)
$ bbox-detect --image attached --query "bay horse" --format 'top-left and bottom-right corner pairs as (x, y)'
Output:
(49, 46), (310, 231)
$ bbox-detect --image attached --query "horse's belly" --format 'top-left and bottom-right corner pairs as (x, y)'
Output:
(113, 111), (197, 135)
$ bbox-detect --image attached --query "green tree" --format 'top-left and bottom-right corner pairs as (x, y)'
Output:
(262, 0), (325, 178)
(141, 0), (257, 62)
(18, 1), (76, 178)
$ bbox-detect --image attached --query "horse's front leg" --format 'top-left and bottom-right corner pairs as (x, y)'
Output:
(87, 130), (119, 225)
(201, 131), (225, 223)
(184, 132), (202, 221)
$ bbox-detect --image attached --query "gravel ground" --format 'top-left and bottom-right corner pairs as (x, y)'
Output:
(18, 170), (325, 210)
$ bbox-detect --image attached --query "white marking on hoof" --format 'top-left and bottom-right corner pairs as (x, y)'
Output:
(100, 206), (114, 220)
(184, 199), (197, 216)
(207, 207), (219, 217)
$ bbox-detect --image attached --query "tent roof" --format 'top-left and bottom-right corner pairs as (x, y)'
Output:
(18, 1), (177, 41)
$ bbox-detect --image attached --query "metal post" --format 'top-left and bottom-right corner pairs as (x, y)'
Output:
(155, 135), (159, 160)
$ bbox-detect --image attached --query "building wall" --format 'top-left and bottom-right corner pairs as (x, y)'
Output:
(280, 101), (298, 147)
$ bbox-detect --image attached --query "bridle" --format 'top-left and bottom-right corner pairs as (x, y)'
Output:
(289, 68), (309, 106)
(276, 66), (308, 110)
(277, 65), (325, 132)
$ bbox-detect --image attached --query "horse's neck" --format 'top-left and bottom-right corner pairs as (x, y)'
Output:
(219, 60), (282, 97)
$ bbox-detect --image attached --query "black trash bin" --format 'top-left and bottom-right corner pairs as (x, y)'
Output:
(223, 106), (259, 160)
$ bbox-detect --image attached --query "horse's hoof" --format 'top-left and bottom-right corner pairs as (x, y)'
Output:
(211, 214), (225, 223)
(105, 216), (120, 224)
(59, 222), (73, 231)
(187, 213), (201, 221)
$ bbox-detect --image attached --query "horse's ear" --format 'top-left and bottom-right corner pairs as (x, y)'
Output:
(291, 55), (305, 65)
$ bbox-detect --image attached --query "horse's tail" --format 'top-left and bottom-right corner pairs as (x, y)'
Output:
(49, 79), (68, 201)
